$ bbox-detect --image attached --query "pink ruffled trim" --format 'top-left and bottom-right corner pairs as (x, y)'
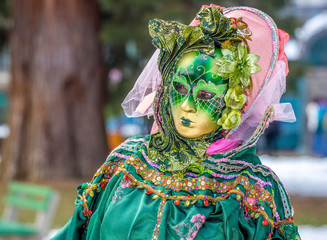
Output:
(277, 29), (290, 76)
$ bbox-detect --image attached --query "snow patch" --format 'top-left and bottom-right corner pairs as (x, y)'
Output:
(260, 155), (327, 197)
(298, 225), (327, 240)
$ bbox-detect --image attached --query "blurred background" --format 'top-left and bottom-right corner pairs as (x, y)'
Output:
(0, 0), (326, 239)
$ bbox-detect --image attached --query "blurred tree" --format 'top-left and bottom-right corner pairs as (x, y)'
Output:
(0, 0), (108, 181)
(0, 0), (11, 51)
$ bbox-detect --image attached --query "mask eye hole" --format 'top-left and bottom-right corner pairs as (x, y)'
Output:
(197, 90), (216, 100)
(173, 81), (188, 95)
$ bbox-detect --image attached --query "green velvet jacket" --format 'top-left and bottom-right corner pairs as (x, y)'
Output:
(52, 135), (301, 240)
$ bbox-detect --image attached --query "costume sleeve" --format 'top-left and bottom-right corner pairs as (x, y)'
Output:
(51, 136), (147, 240)
(50, 150), (124, 240)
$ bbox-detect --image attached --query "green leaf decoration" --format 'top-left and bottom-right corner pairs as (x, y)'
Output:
(224, 85), (247, 110)
(216, 45), (261, 88)
(217, 108), (242, 130)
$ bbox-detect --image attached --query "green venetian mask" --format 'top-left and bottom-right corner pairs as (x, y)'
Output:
(147, 7), (251, 174)
(169, 49), (228, 138)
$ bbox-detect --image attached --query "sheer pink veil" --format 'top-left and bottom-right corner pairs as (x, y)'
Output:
(121, 50), (161, 118)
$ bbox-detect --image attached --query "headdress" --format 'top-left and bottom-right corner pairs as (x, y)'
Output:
(121, 5), (295, 174)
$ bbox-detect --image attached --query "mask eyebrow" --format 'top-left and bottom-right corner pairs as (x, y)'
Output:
(193, 79), (228, 100)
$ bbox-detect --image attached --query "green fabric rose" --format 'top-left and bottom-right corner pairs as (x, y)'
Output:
(216, 44), (261, 88)
(217, 109), (242, 130)
(224, 85), (247, 110)
(277, 224), (301, 240)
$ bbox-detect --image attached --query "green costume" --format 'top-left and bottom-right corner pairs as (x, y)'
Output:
(52, 6), (301, 240)
(52, 134), (300, 240)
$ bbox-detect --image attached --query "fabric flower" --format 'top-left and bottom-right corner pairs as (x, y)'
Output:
(217, 109), (242, 130)
(224, 85), (247, 110)
(246, 197), (256, 205)
(216, 44), (261, 88)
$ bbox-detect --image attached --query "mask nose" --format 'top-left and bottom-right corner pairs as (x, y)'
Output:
(181, 94), (196, 113)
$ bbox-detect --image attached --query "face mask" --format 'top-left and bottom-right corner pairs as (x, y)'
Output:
(170, 49), (228, 138)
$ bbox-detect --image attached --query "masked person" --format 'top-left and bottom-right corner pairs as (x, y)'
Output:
(52, 5), (301, 240)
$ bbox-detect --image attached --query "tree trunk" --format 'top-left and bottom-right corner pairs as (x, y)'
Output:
(0, 0), (108, 181)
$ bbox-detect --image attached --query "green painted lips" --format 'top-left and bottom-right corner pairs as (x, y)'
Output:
(181, 117), (192, 127)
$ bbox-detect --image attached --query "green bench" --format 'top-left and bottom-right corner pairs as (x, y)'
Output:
(0, 182), (59, 239)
